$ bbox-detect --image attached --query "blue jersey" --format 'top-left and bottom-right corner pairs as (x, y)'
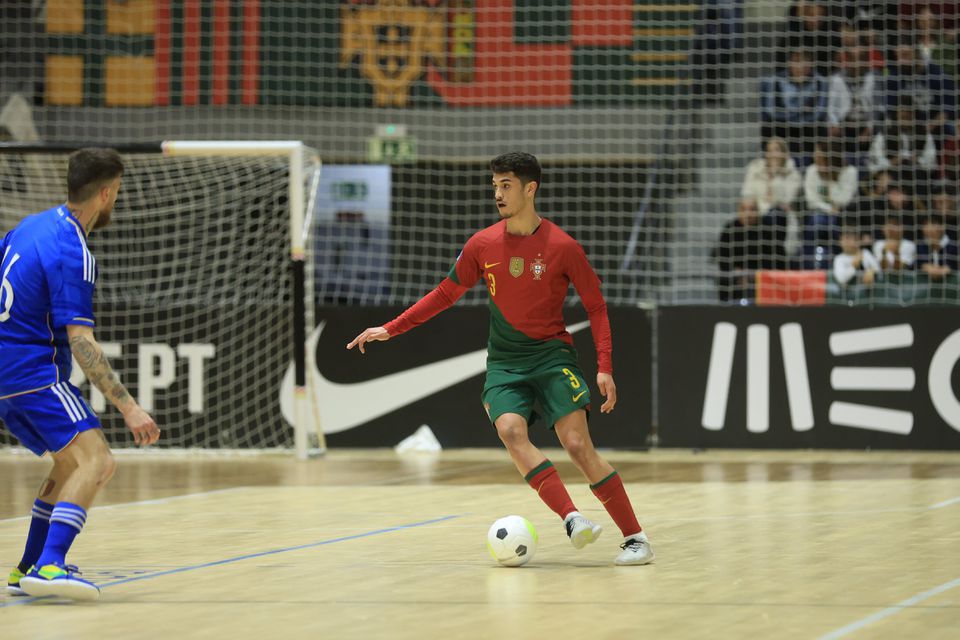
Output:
(0, 206), (97, 398)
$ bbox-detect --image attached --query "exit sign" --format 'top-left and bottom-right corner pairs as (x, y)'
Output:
(367, 136), (416, 163)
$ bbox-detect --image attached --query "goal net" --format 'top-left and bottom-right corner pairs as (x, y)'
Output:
(1, 3), (957, 312)
(0, 142), (321, 454)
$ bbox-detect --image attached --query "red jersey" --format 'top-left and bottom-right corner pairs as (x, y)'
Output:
(384, 218), (613, 373)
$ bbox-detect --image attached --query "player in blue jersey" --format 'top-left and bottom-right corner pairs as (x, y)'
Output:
(1, 148), (160, 601)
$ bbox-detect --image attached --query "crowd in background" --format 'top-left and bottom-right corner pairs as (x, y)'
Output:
(716, 1), (960, 300)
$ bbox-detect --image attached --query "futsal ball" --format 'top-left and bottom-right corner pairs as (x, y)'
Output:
(486, 515), (538, 567)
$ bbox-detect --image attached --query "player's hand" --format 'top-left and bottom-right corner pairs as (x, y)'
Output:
(123, 405), (159, 446)
(347, 326), (390, 354)
(597, 372), (617, 414)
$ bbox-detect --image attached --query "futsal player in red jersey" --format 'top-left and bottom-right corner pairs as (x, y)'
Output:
(348, 152), (653, 565)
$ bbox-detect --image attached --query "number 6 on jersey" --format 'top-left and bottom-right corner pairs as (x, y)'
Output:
(0, 247), (21, 322)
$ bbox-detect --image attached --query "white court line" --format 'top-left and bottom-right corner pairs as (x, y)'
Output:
(0, 486), (250, 524)
(817, 577), (960, 640)
(644, 497), (960, 524)
(929, 496), (960, 509)
(647, 506), (928, 524)
(370, 461), (508, 486)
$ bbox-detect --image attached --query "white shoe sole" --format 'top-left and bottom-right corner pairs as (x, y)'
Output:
(6, 584), (27, 596)
(615, 548), (655, 566)
(570, 523), (603, 549)
(20, 576), (100, 601)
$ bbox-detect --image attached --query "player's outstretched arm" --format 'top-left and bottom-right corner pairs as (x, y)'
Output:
(346, 277), (471, 355)
(346, 326), (391, 354)
(597, 372), (617, 414)
(67, 324), (160, 446)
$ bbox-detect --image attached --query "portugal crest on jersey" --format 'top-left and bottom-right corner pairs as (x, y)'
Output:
(509, 257), (524, 278)
(530, 256), (546, 280)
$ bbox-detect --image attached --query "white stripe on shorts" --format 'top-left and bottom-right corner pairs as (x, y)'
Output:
(50, 384), (81, 423)
(60, 383), (88, 421)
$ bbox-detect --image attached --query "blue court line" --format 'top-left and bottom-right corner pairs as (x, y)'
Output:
(1, 514), (460, 608)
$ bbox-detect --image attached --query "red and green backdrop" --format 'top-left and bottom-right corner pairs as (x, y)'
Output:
(43, 0), (694, 107)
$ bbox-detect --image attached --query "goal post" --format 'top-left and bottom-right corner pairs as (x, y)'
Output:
(0, 140), (324, 458)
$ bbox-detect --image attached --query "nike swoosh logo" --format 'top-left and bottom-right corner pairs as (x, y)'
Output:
(280, 320), (592, 434)
(484, 262), (501, 269)
(572, 391), (587, 402)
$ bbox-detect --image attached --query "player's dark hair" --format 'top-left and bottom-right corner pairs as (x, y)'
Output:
(925, 213), (945, 227)
(890, 30), (915, 52)
(67, 148), (124, 202)
(787, 47), (814, 62)
(490, 152), (542, 192)
(931, 182), (956, 198)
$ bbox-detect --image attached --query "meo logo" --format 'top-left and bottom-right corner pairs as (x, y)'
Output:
(701, 323), (960, 435)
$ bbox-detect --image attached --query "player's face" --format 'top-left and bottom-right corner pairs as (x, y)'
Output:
(884, 220), (902, 240)
(840, 232), (859, 254)
(765, 140), (785, 168)
(95, 176), (122, 229)
(492, 172), (535, 219)
(924, 220), (944, 242)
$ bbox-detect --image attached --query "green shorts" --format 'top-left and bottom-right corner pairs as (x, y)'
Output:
(482, 358), (591, 429)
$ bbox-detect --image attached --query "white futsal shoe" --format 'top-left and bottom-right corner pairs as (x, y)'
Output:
(564, 512), (603, 549)
(615, 532), (655, 566)
(20, 563), (100, 601)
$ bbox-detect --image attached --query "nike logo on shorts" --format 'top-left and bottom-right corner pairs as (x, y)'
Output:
(572, 391), (587, 402)
(279, 321), (592, 435)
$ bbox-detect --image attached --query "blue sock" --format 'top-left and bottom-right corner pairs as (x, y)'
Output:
(16, 499), (53, 573)
(35, 502), (86, 569)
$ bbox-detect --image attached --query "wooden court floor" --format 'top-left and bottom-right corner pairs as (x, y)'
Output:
(1, 448), (958, 639)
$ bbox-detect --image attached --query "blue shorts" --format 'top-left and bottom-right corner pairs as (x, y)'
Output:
(0, 382), (101, 456)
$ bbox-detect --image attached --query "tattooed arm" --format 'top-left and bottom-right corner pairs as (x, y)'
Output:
(67, 324), (160, 446)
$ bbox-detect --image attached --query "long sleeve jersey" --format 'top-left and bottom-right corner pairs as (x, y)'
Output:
(384, 218), (613, 373)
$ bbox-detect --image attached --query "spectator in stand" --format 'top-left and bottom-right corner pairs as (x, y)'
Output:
(885, 31), (956, 151)
(742, 137), (802, 216)
(836, 8), (888, 72)
(914, 3), (958, 85)
(868, 95), (938, 196)
(930, 183), (958, 240)
(873, 213), (917, 271)
(761, 48), (829, 161)
(860, 15), (887, 73)
(779, 0), (842, 77)
(834, 226), (881, 286)
(828, 33), (883, 156)
(740, 136), (802, 250)
(900, 1), (957, 32)
(713, 199), (787, 302)
(853, 169), (891, 244)
(804, 140), (859, 267)
(906, 3), (960, 181)
(854, 169), (917, 243)
(916, 213), (959, 278)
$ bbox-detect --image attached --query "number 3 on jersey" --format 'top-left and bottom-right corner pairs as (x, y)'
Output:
(0, 247), (21, 322)
(486, 272), (496, 296)
(562, 367), (581, 389)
